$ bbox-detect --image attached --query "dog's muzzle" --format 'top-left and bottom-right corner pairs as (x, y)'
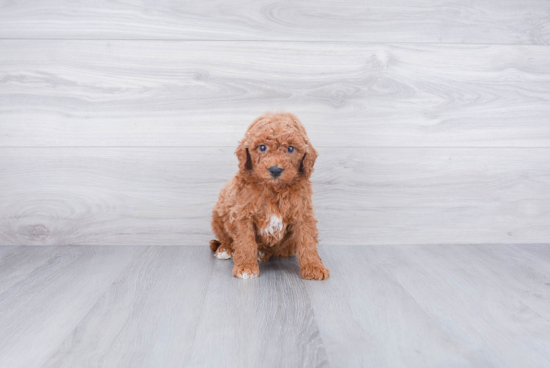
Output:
(269, 166), (283, 178)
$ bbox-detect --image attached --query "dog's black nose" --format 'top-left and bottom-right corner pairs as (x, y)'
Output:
(269, 166), (283, 178)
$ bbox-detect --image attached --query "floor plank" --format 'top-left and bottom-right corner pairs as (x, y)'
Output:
(0, 246), (64, 294)
(2, 41), (550, 147)
(2, 147), (549, 246)
(0, 246), (139, 368)
(370, 244), (550, 368)
(521, 243), (550, 261)
(304, 246), (476, 367)
(420, 244), (550, 330)
(0, 0), (548, 44)
(187, 255), (329, 368)
(41, 246), (214, 368)
(305, 244), (550, 367)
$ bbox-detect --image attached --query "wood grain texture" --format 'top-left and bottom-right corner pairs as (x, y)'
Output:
(1, 41), (550, 147)
(1, 1), (549, 365)
(0, 246), (139, 368)
(0, 0), (549, 44)
(0, 246), (62, 294)
(2, 245), (549, 367)
(370, 244), (550, 367)
(42, 246), (214, 368)
(1, 147), (549, 246)
(187, 254), (328, 368)
(522, 243), (550, 260)
(304, 246), (475, 367)
(305, 244), (550, 367)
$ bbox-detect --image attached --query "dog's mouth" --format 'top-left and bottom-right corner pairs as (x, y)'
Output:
(266, 173), (285, 184)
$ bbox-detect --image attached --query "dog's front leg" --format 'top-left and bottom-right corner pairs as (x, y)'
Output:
(296, 216), (330, 280)
(231, 220), (260, 279)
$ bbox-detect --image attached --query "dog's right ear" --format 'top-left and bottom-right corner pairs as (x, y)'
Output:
(235, 139), (253, 171)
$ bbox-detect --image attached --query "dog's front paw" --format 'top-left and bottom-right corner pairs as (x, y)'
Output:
(233, 263), (260, 279)
(301, 263), (330, 280)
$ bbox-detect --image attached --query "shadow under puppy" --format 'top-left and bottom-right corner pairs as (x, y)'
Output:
(210, 112), (330, 280)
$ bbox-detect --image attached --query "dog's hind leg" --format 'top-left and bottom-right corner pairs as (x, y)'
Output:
(211, 211), (233, 260)
(209, 239), (221, 252)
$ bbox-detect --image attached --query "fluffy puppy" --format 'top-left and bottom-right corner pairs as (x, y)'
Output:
(210, 112), (330, 280)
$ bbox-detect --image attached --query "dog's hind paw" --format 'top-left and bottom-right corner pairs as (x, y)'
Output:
(257, 251), (270, 262)
(215, 249), (232, 260)
(214, 244), (232, 260)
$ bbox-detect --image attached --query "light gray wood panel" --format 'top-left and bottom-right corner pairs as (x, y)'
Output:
(304, 246), (478, 367)
(1, 245), (549, 366)
(522, 243), (550, 260)
(0, 0), (548, 44)
(366, 244), (550, 367)
(305, 244), (550, 367)
(0, 147), (225, 246)
(187, 255), (328, 368)
(406, 244), (550, 330)
(314, 147), (550, 245)
(2, 41), (550, 147)
(0, 246), (139, 368)
(2, 147), (550, 246)
(0, 246), (62, 294)
(42, 246), (213, 368)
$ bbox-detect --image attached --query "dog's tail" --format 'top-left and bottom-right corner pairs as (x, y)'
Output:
(210, 239), (221, 252)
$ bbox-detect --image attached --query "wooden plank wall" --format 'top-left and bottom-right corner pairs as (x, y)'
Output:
(1, 1), (549, 246)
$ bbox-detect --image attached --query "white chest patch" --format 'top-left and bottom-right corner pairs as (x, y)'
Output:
(261, 215), (283, 236)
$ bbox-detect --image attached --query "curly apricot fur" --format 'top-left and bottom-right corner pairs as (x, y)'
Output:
(210, 112), (329, 280)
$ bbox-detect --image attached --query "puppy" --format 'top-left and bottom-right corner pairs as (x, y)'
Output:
(210, 112), (329, 280)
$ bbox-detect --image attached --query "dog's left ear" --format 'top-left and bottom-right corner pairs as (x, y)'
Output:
(235, 139), (253, 172)
(299, 143), (318, 178)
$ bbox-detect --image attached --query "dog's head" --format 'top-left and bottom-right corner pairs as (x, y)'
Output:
(236, 112), (318, 185)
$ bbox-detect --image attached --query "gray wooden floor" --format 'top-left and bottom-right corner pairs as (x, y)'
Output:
(0, 244), (549, 368)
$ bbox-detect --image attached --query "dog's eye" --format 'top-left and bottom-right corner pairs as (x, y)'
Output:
(287, 146), (294, 153)
(259, 145), (267, 152)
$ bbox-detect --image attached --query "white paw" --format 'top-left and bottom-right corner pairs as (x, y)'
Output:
(238, 272), (258, 279)
(257, 251), (264, 262)
(215, 250), (231, 260)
